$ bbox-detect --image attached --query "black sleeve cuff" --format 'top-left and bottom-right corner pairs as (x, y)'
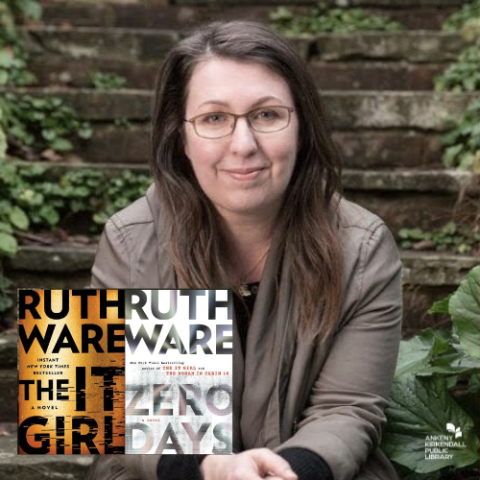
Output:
(278, 448), (334, 480)
(157, 455), (206, 480)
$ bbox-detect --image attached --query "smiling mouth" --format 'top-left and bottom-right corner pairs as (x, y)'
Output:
(222, 167), (266, 181)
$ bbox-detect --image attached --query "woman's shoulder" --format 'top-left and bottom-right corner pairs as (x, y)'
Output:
(337, 197), (386, 233)
(107, 183), (157, 230)
(91, 184), (161, 288)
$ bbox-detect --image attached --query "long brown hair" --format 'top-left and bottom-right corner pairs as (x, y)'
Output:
(150, 21), (344, 340)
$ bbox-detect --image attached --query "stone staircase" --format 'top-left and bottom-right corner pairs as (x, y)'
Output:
(1, 0), (479, 476)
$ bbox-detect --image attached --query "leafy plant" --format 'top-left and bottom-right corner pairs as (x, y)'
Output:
(440, 99), (480, 171)
(435, 45), (480, 93)
(90, 71), (127, 90)
(0, 0), (41, 86)
(0, 93), (93, 159)
(269, 1), (404, 35)
(383, 266), (480, 479)
(442, 0), (480, 33)
(0, 160), (150, 236)
(398, 222), (480, 254)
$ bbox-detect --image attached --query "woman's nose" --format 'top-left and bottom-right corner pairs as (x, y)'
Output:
(229, 117), (259, 157)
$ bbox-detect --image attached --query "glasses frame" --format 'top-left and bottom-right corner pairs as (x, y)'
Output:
(184, 105), (295, 139)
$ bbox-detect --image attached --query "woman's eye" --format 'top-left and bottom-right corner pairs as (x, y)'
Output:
(200, 113), (227, 124)
(255, 109), (278, 121)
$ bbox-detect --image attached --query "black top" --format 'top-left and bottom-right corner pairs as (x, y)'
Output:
(157, 284), (333, 480)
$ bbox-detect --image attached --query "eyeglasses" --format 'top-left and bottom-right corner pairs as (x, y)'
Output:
(184, 105), (294, 139)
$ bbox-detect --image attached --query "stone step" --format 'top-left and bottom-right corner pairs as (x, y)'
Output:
(2, 87), (474, 128)
(24, 30), (461, 91)
(0, 433), (93, 479)
(53, 125), (446, 170)
(40, 0), (463, 30)
(3, 88), (474, 168)
(23, 26), (465, 65)
(71, 124), (445, 169)
(2, 248), (478, 349)
(26, 55), (450, 92)
(5, 160), (479, 241)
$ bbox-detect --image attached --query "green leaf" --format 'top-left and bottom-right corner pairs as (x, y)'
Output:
(38, 204), (60, 226)
(443, 144), (463, 168)
(0, 222), (13, 234)
(50, 137), (73, 152)
(382, 375), (480, 473)
(449, 266), (480, 359)
(0, 231), (17, 257)
(395, 332), (434, 379)
(16, 0), (43, 20)
(8, 206), (29, 230)
(0, 49), (14, 68)
(428, 295), (452, 315)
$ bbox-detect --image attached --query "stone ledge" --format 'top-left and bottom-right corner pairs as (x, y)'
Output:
(0, 370), (18, 422)
(40, 2), (458, 30)
(1, 88), (476, 130)
(0, 333), (17, 367)
(10, 162), (480, 195)
(6, 245), (97, 273)
(28, 56), (447, 91)
(22, 27), (467, 64)
(401, 252), (479, 286)
(0, 434), (92, 480)
(5, 246), (478, 282)
(342, 169), (480, 195)
(71, 126), (446, 167)
(23, 26), (180, 62)
(312, 32), (465, 63)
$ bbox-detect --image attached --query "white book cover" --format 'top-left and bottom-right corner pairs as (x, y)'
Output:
(124, 289), (233, 455)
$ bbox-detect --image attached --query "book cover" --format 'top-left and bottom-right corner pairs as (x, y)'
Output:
(17, 289), (125, 455)
(125, 289), (233, 454)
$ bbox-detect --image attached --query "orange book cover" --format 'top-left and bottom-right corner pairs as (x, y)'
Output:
(18, 289), (125, 454)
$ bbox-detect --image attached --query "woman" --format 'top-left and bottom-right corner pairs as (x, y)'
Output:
(88, 21), (402, 480)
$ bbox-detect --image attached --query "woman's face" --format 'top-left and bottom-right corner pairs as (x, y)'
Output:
(183, 58), (299, 221)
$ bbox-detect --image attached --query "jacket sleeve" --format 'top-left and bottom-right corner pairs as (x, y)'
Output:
(276, 222), (403, 480)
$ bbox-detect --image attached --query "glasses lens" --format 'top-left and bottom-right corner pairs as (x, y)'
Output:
(194, 112), (234, 139)
(248, 106), (290, 133)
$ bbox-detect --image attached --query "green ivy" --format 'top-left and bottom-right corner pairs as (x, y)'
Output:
(0, 162), (151, 312)
(442, 0), (480, 33)
(0, 159), (150, 273)
(90, 71), (127, 90)
(0, 0), (41, 86)
(383, 266), (480, 477)
(0, 93), (93, 159)
(440, 99), (480, 171)
(269, 1), (404, 35)
(398, 222), (480, 254)
(435, 45), (480, 93)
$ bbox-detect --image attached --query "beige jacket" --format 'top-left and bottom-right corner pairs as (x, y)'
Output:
(90, 185), (403, 480)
